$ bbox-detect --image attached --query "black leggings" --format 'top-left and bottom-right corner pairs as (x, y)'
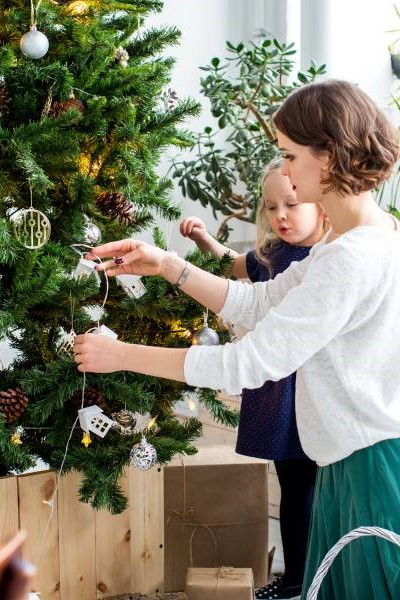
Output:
(274, 457), (318, 588)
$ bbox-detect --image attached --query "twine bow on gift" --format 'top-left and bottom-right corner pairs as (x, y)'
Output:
(215, 566), (250, 600)
(167, 507), (219, 566)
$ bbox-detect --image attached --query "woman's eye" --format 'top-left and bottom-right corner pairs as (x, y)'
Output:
(283, 154), (294, 161)
(287, 203), (298, 208)
(266, 206), (276, 211)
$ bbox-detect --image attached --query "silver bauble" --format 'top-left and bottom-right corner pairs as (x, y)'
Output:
(83, 220), (102, 244)
(130, 436), (157, 471)
(192, 326), (220, 346)
(20, 26), (49, 60)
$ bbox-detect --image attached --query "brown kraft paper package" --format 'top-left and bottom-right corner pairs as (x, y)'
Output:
(164, 447), (269, 592)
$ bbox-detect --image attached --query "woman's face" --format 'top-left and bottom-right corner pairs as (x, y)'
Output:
(277, 131), (329, 204)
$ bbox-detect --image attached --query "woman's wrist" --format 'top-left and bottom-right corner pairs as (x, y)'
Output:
(160, 251), (187, 284)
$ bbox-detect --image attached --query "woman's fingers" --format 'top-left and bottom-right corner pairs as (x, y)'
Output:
(84, 239), (136, 261)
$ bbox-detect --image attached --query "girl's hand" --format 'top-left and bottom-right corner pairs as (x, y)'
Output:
(180, 217), (208, 242)
(73, 334), (127, 373)
(84, 239), (169, 278)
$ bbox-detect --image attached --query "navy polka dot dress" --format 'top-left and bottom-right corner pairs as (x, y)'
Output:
(235, 241), (311, 460)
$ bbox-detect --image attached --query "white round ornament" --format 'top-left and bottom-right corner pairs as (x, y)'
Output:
(12, 207), (51, 249)
(192, 326), (220, 346)
(20, 26), (49, 60)
(130, 436), (157, 471)
(83, 217), (101, 244)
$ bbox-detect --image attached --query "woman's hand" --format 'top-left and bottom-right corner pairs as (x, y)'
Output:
(180, 217), (208, 242)
(84, 239), (174, 278)
(73, 334), (128, 373)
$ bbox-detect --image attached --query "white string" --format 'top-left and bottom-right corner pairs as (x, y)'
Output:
(35, 408), (81, 568)
(30, 0), (43, 27)
(70, 243), (110, 320)
(32, 244), (110, 573)
(306, 526), (400, 600)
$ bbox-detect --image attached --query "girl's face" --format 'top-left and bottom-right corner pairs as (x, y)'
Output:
(277, 131), (329, 205)
(263, 170), (325, 247)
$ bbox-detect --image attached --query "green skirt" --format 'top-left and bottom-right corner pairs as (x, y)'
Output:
(301, 438), (400, 600)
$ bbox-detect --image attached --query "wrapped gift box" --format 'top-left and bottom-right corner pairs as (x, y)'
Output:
(164, 446), (269, 591)
(185, 566), (254, 600)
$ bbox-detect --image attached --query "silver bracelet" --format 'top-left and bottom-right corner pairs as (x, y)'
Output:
(175, 261), (192, 287)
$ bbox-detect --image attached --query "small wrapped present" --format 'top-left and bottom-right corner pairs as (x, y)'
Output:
(185, 566), (254, 600)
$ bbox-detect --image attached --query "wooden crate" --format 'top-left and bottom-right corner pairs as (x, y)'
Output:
(0, 467), (164, 600)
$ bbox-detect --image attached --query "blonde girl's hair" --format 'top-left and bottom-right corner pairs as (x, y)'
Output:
(254, 158), (329, 274)
(254, 159), (284, 271)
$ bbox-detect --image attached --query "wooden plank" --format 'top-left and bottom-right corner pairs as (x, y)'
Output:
(0, 475), (19, 543)
(95, 468), (132, 598)
(18, 470), (60, 600)
(130, 465), (164, 594)
(58, 471), (96, 600)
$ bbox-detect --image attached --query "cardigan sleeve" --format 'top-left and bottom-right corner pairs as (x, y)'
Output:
(219, 252), (313, 331)
(185, 240), (371, 394)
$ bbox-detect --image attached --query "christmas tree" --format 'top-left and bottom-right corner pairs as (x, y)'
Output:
(0, 0), (237, 513)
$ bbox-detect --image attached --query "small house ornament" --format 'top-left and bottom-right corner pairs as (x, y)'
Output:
(116, 273), (147, 299)
(73, 258), (101, 286)
(78, 405), (114, 438)
(92, 324), (118, 339)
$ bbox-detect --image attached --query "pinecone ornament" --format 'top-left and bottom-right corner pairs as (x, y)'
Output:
(0, 80), (10, 114)
(70, 386), (107, 411)
(0, 388), (29, 423)
(95, 191), (135, 225)
(48, 97), (84, 118)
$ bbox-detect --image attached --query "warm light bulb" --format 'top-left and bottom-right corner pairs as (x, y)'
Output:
(67, 0), (89, 15)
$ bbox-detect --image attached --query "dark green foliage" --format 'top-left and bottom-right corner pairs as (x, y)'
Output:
(0, 0), (234, 513)
(171, 38), (326, 241)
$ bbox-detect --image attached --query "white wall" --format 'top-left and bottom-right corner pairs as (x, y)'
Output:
(147, 0), (400, 255)
(145, 0), (255, 255)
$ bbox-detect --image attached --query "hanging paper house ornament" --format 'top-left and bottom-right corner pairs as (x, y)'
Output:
(78, 405), (114, 438)
(20, 25), (49, 59)
(73, 258), (101, 286)
(11, 207), (51, 249)
(92, 324), (118, 339)
(130, 436), (157, 471)
(116, 273), (147, 299)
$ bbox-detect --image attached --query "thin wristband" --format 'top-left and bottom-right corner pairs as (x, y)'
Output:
(175, 261), (192, 287)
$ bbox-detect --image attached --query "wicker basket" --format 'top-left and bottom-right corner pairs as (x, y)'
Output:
(306, 526), (400, 599)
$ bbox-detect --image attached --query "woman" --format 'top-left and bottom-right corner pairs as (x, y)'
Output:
(74, 80), (400, 599)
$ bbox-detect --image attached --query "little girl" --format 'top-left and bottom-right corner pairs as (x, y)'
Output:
(180, 162), (326, 599)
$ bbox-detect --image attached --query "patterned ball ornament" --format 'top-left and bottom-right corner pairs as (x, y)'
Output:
(11, 207), (51, 249)
(130, 436), (157, 471)
(20, 26), (49, 59)
(192, 326), (220, 346)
